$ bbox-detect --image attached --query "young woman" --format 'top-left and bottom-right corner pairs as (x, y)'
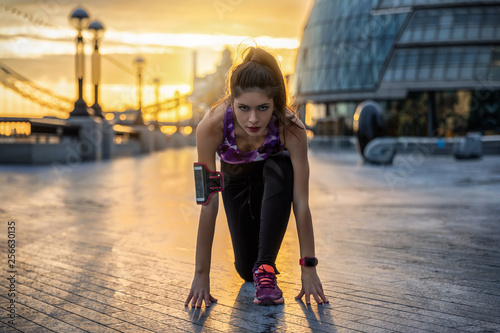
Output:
(185, 47), (329, 307)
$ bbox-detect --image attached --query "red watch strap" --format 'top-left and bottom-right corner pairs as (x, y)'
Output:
(299, 257), (318, 266)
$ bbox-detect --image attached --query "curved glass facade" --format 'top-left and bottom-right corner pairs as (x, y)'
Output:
(293, 0), (500, 137)
(293, 0), (408, 93)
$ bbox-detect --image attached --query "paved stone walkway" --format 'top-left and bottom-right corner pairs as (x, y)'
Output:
(0, 147), (499, 332)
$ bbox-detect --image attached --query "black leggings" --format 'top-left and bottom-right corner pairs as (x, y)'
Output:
(221, 151), (294, 282)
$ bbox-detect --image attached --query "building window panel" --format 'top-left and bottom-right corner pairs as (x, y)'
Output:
(330, 22), (341, 43)
(374, 43), (386, 62)
(491, 68), (500, 81)
(412, 13), (425, 27)
(394, 68), (404, 81)
(460, 66), (474, 80)
(407, 51), (420, 66)
(449, 51), (462, 65)
(478, 50), (491, 64)
(362, 70), (373, 89)
(350, 72), (362, 90)
(452, 26), (465, 39)
(446, 66), (460, 80)
(413, 27), (424, 41)
(484, 11), (497, 25)
(481, 26), (495, 40)
(383, 68), (394, 82)
(421, 49), (434, 65)
(316, 69), (326, 92)
(372, 64), (380, 83)
(438, 28), (451, 41)
(400, 29), (412, 43)
(359, 48), (373, 64)
(394, 52), (406, 66)
(406, 67), (417, 81)
(465, 26), (480, 40)
(435, 48), (448, 64)
(418, 66), (431, 81)
(475, 65), (490, 79)
(385, 17), (400, 39)
(339, 74), (349, 90)
(432, 66), (445, 80)
(326, 68), (336, 89)
(495, 26), (500, 40)
(468, 12), (482, 26)
(463, 51), (477, 66)
(439, 13), (453, 27)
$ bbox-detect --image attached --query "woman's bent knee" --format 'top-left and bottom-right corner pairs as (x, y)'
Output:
(235, 262), (255, 282)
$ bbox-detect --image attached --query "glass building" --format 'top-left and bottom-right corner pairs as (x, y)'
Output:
(292, 0), (500, 138)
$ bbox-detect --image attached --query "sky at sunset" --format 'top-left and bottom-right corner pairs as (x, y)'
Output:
(0, 0), (313, 114)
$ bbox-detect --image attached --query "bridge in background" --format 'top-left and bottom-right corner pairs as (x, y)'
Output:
(0, 61), (200, 164)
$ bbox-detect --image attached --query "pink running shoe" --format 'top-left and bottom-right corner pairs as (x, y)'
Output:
(253, 264), (284, 305)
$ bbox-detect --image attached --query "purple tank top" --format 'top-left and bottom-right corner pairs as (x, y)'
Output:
(217, 105), (283, 164)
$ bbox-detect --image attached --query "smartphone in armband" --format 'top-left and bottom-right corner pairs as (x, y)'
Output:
(193, 163), (224, 205)
(194, 164), (207, 204)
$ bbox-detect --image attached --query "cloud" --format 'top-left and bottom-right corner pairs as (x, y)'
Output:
(0, 0), (311, 114)
(2, 0), (313, 38)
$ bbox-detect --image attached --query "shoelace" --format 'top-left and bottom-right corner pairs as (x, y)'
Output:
(255, 270), (276, 289)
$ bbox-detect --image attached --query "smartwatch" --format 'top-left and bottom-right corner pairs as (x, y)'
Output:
(299, 257), (318, 267)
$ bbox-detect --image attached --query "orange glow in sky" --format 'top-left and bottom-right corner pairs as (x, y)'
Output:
(0, 0), (313, 119)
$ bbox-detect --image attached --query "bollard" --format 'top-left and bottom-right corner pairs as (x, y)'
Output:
(453, 132), (482, 160)
(67, 117), (103, 162)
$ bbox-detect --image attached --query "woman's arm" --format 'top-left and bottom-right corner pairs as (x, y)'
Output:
(185, 105), (225, 308)
(285, 120), (329, 305)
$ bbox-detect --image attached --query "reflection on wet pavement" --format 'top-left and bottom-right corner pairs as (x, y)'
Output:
(0, 147), (499, 332)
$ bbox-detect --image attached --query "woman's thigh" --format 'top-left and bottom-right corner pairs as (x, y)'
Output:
(221, 161), (265, 280)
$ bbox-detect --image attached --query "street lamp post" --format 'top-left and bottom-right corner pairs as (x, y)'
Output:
(133, 56), (146, 125)
(153, 77), (161, 128)
(88, 20), (105, 118)
(69, 7), (90, 117)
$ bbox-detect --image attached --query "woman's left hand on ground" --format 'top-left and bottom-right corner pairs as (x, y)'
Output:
(295, 268), (329, 305)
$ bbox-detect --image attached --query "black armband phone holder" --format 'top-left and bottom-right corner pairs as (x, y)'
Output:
(193, 162), (224, 205)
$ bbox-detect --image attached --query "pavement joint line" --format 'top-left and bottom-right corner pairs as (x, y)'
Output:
(347, 288), (500, 314)
(4, 280), (127, 323)
(4, 268), (458, 327)
(22, 239), (229, 276)
(3, 268), (270, 332)
(21, 245), (205, 279)
(22, 246), (402, 296)
(17, 253), (496, 329)
(1, 289), (124, 332)
(1, 321), (54, 333)
(18, 255), (195, 298)
(328, 294), (497, 329)
(4, 300), (92, 333)
(322, 272), (500, 298)
(341, 290), (500, 325)
(10, 288), (188, 333)
(0, 318), (38, 333)
(14, 266), (344, 332)
(12, 260), (402, 332)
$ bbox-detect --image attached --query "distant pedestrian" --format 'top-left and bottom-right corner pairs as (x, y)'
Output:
(185, 46), (329, 307)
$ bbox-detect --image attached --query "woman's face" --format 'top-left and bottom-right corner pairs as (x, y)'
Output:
(232, 90), (274, 137)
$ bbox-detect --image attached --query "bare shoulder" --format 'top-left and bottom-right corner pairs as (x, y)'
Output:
(197, 101), (228, 134)
(196, 100), (228, 160)
(283, 111), (307, 150)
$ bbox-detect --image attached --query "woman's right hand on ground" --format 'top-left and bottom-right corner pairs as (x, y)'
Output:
(184, 273), (218, 308)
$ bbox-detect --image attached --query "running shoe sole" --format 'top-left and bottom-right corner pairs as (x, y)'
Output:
(254, 295), (284, 305)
